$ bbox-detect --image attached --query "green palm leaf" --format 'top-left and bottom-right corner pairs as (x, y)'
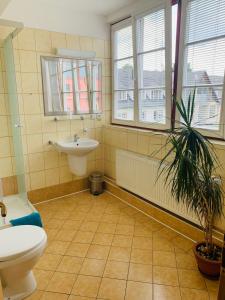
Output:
(158, 90), (223, 253)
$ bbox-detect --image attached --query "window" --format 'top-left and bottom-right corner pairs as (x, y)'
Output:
(41, 56), (102, 116)
(112, 22), (134, 122)
(112, 0), (225, 138)
(137, 9), (166, 125)
(209, 105), (217, 118)
(178, 0), (225, 134)
(89, 60), (102, 113)
(72, 60), (89, 114)
(153, 110), (164, 122)
(112, 2), (172, 129)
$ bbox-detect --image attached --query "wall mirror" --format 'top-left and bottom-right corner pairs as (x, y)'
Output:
(41, 56), (102, 116)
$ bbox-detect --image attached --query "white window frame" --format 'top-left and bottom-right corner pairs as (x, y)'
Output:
(111, 1), (172, 130)
(135, 3), (172, 130)
(88, 60), (102, 114)
(176, 0), (225, 139)
(111, 18), (135, 126)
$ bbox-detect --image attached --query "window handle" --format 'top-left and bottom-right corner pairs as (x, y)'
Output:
(132, 69), (136, 82)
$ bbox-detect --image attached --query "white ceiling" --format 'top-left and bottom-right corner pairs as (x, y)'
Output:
(1, 0), (137, 17)
(0, 0), (137, 39)
(37, 0), (136, 16)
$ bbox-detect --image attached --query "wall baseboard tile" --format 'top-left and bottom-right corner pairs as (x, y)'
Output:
(1, 176), (18, 196)
(28, 178), (89, 204)
(0, 278), (3, 300)
(104, 177), (224, 244)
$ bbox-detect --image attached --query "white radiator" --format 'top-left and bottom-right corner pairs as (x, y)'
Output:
(116, 149), (199, 225)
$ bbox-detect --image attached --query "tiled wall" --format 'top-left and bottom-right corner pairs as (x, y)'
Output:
(0, 27), (111, 192)
(103, 125), (225, 231)
(0, 27), (14, 183)
(103, 124), (225, 184)
(103, 125), (168, 180)
(0, 24), (224, 231)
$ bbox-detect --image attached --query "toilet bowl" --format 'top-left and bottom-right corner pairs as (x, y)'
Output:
(0, 225), (47, 300)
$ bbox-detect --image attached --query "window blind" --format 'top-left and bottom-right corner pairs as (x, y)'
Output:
(136, 9), (167, 125)
(181, 0), (225, 132)
(112, 22), (134, 121)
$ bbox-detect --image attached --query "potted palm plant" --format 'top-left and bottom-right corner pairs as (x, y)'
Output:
(159, 90), (224, 277)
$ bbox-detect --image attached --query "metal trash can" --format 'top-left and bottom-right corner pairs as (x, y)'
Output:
(89, 172), (104, 195)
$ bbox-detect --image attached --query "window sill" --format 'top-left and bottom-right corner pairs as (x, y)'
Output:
(106, 123), (168, 137)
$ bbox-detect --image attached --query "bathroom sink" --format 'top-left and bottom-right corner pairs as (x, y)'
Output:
(54, 137), (99, 176)
(55, 138), (99, 156)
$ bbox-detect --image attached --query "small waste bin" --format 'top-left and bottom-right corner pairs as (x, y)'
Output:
(89, 172), (104, 195)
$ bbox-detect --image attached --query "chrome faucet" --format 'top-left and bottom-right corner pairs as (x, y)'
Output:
(0, 202), (7, 217)
(74, 134), (80, 142)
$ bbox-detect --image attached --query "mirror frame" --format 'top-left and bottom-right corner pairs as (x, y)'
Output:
(41, 56), (102, 116)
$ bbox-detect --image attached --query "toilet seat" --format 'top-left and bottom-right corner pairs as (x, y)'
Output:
(0, 225), (46, 262)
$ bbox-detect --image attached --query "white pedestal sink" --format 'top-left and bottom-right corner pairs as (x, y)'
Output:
(54, 138), (99, 176)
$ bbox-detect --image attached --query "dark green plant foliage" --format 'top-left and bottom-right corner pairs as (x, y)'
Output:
(159, 90), (223, 252)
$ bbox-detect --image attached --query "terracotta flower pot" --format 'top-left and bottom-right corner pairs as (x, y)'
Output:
(193, 241), (222, 278)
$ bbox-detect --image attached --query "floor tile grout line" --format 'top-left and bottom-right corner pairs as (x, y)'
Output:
(124, 217), (136, 300)
(174, 240), (183, 300)
(36, 258), (200, 268)
(37, 269), (208, 294)
(37, 277), (213, 293)
(36, 191), (218, 299)
(105, 190), (196, 243)
(35, 263), (209, 277)
(44, 255), (64, 294)
(67, 209), (92, 257)
(44, 233), (198, 267)
(96, 218), (120, 299)
(70, 212), (109, 298)
(88, 197), (134, 298)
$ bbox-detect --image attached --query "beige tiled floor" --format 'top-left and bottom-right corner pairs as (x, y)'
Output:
(26, 191), (219, 300)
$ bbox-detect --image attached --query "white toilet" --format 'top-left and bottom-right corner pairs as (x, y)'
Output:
(0, 225), (47, 300)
